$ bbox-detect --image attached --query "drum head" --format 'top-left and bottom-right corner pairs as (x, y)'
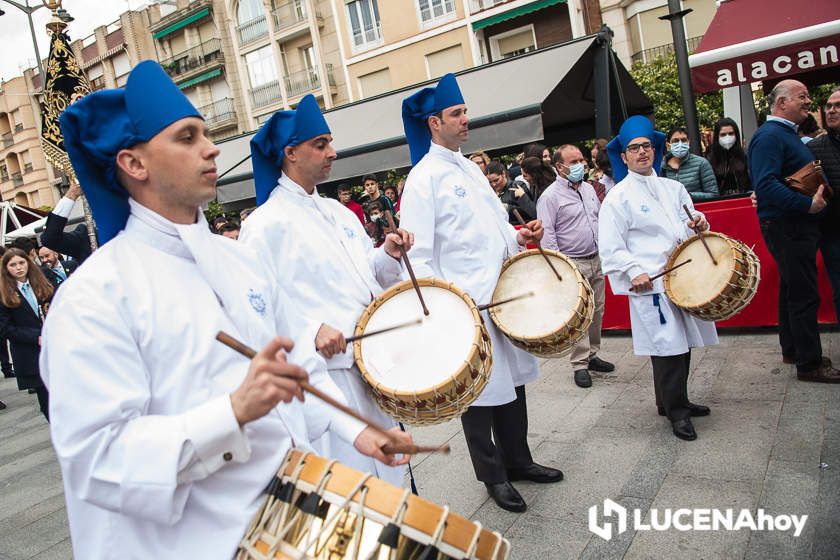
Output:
(359, 285), (476, 392)
(492, 253), (581, 339)
(667, 235), (734, 306)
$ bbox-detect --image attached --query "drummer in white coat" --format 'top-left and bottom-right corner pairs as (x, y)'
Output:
(240, 94), (412, 486)
(399, 73), (563, 512)
(41, 61), (409, 559)
(599, 115), (718, 441)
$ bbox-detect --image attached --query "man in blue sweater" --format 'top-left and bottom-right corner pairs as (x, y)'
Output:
(749, 79), (837, 383)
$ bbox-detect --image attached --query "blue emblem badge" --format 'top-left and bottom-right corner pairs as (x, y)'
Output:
(343, 225), (356, 239)
(248, 289), (267, 316)
(640, 204), (650, 213)
(454, 185), (467, 198)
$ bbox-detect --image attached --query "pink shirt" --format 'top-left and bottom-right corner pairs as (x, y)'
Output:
(536, 176), (600, 257)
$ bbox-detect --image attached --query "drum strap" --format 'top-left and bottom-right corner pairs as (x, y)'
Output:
(399, 422), (419, 496)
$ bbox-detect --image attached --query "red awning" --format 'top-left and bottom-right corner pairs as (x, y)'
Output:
(688, 0), (840, 93)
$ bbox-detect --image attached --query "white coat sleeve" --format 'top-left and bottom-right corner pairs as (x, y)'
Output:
(41, 287), (250, 526)
(399, 173), (437, 279)
(598, 200), (647, 293)
(678, 185), (708, 236)
(363, 222), (403, 289)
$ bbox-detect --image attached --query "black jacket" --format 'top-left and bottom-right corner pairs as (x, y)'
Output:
(807, 131), (840, 231)
(0, 291), (47, 390)
(40, 213), (94, 263)
(498, 179), (537, 223)
(40, 259), (77, 289)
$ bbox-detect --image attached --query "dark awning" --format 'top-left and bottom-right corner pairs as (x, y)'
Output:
(215, 34), (651, 204)
(688, 0), (840, 93)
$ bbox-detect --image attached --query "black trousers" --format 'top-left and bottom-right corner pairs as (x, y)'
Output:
(651, 351), (691, 421)
(460, 385), (533, 483)
(0, 338), (12, 376)
(34, 386), (49, 422)
(760, 218), (822, 371)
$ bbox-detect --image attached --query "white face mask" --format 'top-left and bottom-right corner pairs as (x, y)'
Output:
(719, 134), (737, 150)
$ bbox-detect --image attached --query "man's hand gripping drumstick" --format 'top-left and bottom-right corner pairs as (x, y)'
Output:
(218, 332), (450, 464)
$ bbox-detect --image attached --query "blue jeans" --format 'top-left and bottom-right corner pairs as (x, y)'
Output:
(820, 228), (840, 323)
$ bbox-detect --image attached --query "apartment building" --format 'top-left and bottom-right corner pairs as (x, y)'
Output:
(331, 0), (602, 101)
(599, 0), (716, 67)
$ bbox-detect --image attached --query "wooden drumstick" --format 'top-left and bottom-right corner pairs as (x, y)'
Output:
(477, 291), (535, 312)
(682, 204), (717, 266)
(383, 210), (429, 316)
(649, 259), (692, 282)
(344, 318), (422, 344)
(512, 209), (563, 282)
(215, 331), (450, 455)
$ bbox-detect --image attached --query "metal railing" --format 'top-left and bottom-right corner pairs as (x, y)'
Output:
(161, 37), (224, 78)
(198, 97), (237, 127)
(469, 0), (508, 13)
(1, 133), (12, 148)
(14, 123), (23, 133)
(23, 163), (33, 173)
(249, 80), (282, 109)
(272, 0), (316, 32)
(11, 172), (22, 186)
(237, 15), (269, 45)
(283, 64), (335, 98)
(631, 35), (703, 65)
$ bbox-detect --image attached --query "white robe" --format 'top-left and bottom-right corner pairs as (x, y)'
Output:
(40, 201), (364, 559)
(598, 170), (719, 356)
(240, 174), (406, 485)
(399, 142), (540, 407)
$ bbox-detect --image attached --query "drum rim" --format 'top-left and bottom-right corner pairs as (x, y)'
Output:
(353, 277), (486, 400)
(664, 232), (739, 310)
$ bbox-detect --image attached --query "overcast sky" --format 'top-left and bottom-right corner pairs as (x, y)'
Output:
(0, 1), (145, 82)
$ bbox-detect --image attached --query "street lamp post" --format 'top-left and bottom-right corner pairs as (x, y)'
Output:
(0, 0), (74, 79)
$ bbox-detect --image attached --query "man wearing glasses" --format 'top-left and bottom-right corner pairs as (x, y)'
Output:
(599, 116), (718, 442)
(807, 87), (840, 324)
(749, 79), (838, 383)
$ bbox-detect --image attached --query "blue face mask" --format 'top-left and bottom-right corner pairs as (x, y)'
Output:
(564, 162), (586, 183)
(670, 141), (690, 159)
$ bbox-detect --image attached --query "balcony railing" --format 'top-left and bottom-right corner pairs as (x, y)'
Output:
(284, 64), (335, 98)
(469, 0), (508, 13)
(198, 97), (237, 128)
(1, 133), (12, 148)
(23, 163), (33, 173)
(11, 172), (22, 186)
(250, 80), (282, 109)
(631, 35), (703, 65)
(238, 15), (268, 46)
(161, 37), (224, 78)
(14, 123), (23, 133)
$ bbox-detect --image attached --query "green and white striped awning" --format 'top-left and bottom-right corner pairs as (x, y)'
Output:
(153, 8), (211, 39)
(472, 0), (566, 31)
(177, 68), (221, 89)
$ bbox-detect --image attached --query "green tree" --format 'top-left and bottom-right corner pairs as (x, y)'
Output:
(629, 56), (723, 134)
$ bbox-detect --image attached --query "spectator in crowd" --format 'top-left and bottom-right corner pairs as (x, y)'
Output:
(209, 215), (227, 233)
(705, 117), (751, 195)
(750, 79), (837, 382)
(469, 151), (491, 175)
(508, 151), (524, 180)
(0, 248), (53, 420)
(384, 185), (399, 206)
(808, 87), (840, 322)
(362, 174), (396, 218)
(662, 126), (719, 200)
(363, 199), (388, 247)
(40, 182), (95, 264)
(592, 143), (615, 197)
(396, 178), (406, 199)
(538, 145), (613, 388)
(218, 222), (240, 240)
(520, 155), (555, 200)
(799, 113), (821, 144)
(590, 138), (608, 173)
(487, 161), (536, 223)
(38, 246), (77, 289)
(239, 207), (255, 222)
(337, 184), (366, 225)
(0, 248), (11, 382)
(11, 237), (40, 265)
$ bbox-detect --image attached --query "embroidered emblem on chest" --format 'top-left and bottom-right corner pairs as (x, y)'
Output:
(248, 289), (267, 316)
(640, 204), (651, 214)
(343, 225), (356, 239)
(454, 185), (467, 198)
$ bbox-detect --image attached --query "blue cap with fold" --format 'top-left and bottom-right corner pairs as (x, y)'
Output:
(60, 60), (202, 244)
(401, 73), (465, 166)
(250, 94), (331, 205)
(606, 115), (666, 183)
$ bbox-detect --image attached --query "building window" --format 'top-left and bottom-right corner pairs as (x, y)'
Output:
(245, 45), (278, 87)
(358, 67), (391, 98)
(417, 0), (455, 27)
(425, 44), (464, 79)
(489, 25), (536, 61)
(346, 0), (382, 50)
(237, 0), (264, 24)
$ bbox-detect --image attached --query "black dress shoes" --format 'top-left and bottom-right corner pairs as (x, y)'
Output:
(588, 356), (615, 372)
(507, 463), (564, 483)
(658, 403), (710, 417)
(485, 482), (527, 512)
(672, 418), (697, 441)
(0, 400), (6, 411)
(574, 369), (592, 388)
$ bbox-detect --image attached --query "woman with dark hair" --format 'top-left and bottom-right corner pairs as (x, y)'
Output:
(520, 156), (556, 200)
(705, 117), (751, 195)
(0, 248), (54, 420)
(591, 141), (615, 194)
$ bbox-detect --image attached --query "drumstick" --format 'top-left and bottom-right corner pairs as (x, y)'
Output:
(215, 331), (451, 456)
(649, 259), (692, 282)
(383, 210), (429, 316)
(512, 209), (563, 282)
(344, 318), (422, 344)
(477, 291), (535, 311)
(682, 204), (717, 266)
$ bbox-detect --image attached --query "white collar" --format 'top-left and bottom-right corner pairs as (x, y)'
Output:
(767, 115), (798, 131)
(428, 141), (463, 160)
(17, 280), (30, 289)
(125, 199), (205, 261)
(271, 173), (320, 202)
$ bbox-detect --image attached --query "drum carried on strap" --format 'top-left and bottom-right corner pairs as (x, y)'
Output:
(664, 232), (760, 322)
(238, 449), (511, 560)
(353, 278), (492, 426)
(489, 249), (594, 358)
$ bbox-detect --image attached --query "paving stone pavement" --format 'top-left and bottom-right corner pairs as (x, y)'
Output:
(0, 331), (838, 559)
